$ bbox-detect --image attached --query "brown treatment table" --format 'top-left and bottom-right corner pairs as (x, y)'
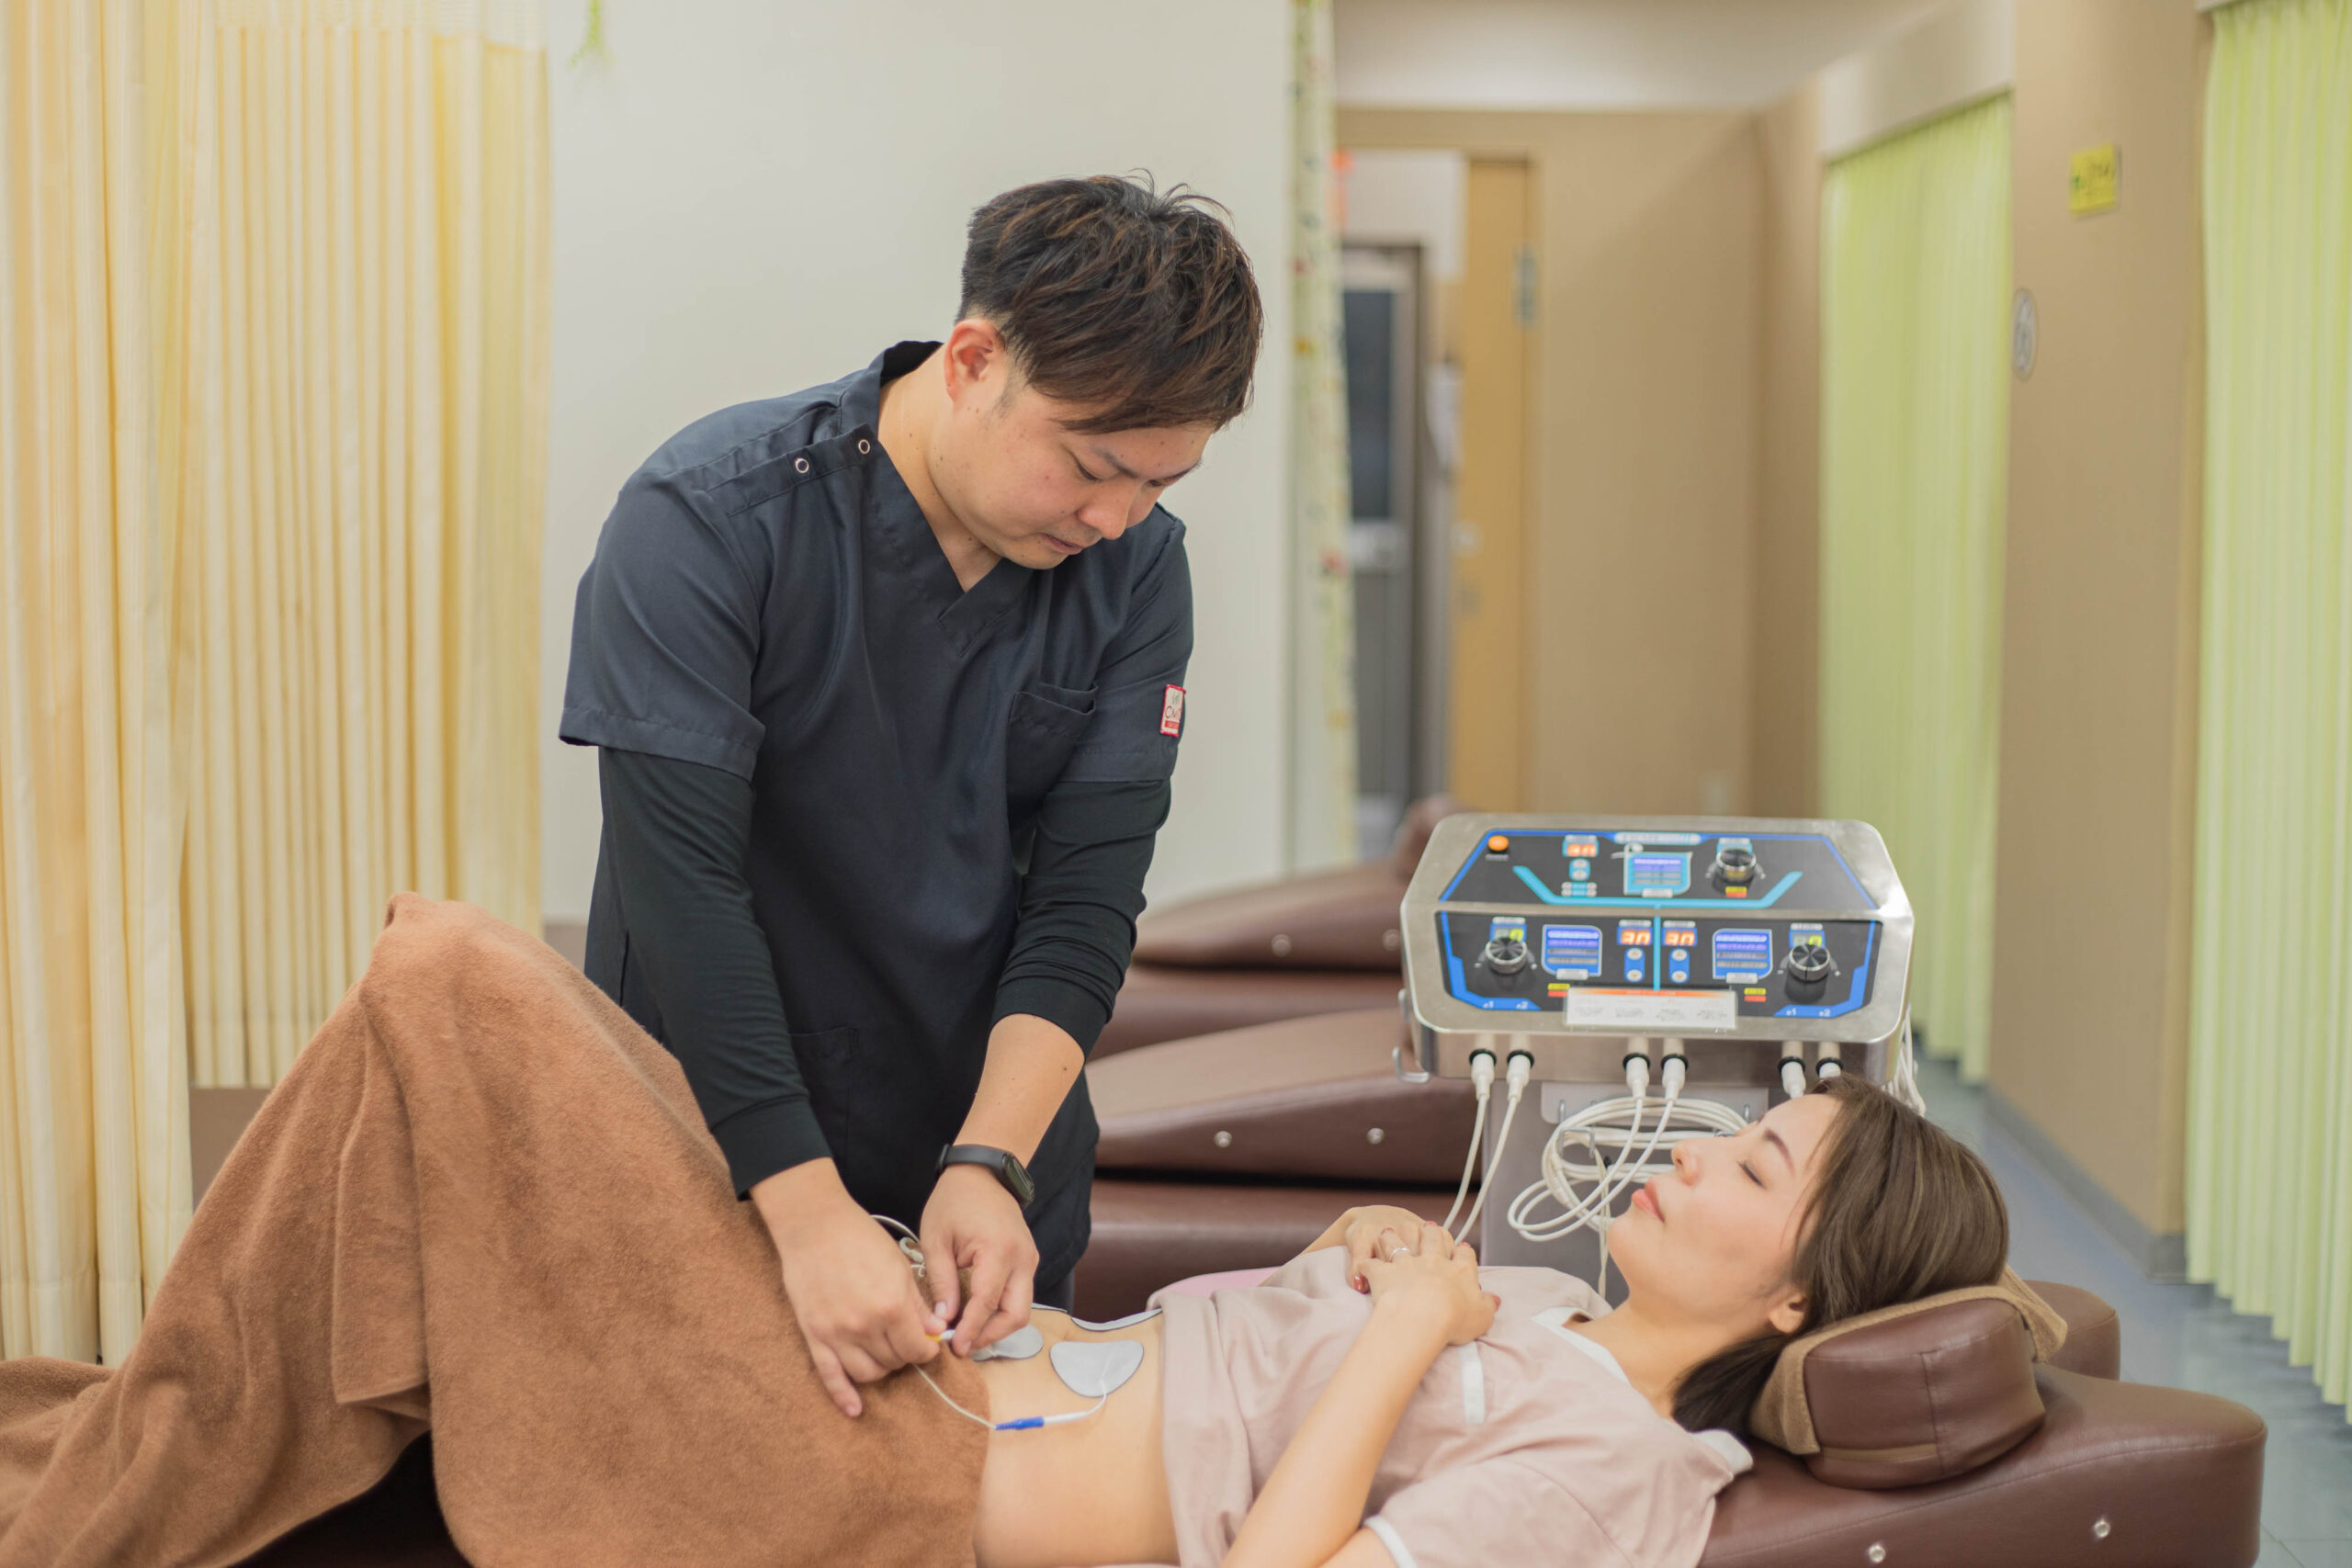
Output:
(242, 1008), (2268, 1568)
(1094, 795), (1463, 1058)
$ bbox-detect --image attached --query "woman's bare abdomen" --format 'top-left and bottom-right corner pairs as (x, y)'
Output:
(971, 1313), (1179, 1568)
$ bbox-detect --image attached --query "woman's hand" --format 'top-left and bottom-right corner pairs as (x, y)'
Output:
(1223, 1223), (1496, 1568)
(1357, 1223), (1497, 1348)
(1319, 1204), (1441, 1293)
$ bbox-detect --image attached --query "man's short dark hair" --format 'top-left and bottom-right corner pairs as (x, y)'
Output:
(959, 175), (1263, 434)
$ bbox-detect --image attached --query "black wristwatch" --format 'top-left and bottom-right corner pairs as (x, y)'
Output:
(936, 1143), (1035, 1206)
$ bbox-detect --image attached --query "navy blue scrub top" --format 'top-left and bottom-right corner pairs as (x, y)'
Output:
(560, 342), (1192, 1283)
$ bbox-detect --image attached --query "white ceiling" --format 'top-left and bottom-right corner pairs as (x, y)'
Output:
(1334, 0), (1951, 111)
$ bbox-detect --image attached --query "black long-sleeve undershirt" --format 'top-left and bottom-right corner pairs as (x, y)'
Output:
(596, 747), (1164, 1198)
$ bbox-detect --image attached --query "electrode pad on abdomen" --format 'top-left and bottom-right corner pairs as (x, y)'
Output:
(971, 1325), (1045, 1362)
(1048, 1338), (1147, 1398)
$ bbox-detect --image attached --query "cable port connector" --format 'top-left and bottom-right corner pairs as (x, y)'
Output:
(1622, 1053), (1651, 1099)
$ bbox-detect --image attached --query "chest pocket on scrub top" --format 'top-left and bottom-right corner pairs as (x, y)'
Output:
(1004, 682), (1096, 825)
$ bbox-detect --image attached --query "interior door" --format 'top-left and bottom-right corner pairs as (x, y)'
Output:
(1450, 159), (1533, 811)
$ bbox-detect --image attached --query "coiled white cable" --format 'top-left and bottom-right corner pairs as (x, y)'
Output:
(1503, 1055), (1749, 1291)
(1510, 1058), (1658, 1242)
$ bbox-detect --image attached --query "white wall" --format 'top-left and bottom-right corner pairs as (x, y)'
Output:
(541, 0), (1295, 921)
(1333, 0), (1941, 110)
(1340, 150), (1466, 281)
(1816, 0), (2014, 157)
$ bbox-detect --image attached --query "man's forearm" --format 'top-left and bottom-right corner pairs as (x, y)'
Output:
(599, 747), (830, 1195)
(953, 1012), (1086, 1164)
(750, 1157), (861, 1243)
(990, 778), (1168, 1051)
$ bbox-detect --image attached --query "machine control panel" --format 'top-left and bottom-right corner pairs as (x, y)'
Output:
(1436, 829), (1879, 1024)
(1442, 908), (1876, 1023)
(1402, 817), (1913, 1056)
(1442, 829), (1868, 909)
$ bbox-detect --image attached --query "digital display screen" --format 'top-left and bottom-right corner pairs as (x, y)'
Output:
(1712, 928), (1774, 982)
(1616, 920), (1652, 946)
(1662, 922), (1698, 948)
(1624, 852), (1690, 896)
(1542, 924), (1604, 980)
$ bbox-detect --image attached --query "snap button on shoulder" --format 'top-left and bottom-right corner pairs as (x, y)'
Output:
(857, 438), (872, 455)
(794, 456), (810, 473)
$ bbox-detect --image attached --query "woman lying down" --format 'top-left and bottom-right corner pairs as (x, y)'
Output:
(0, 897), (2007, 1568)
(969, 1067), (2006, 1568)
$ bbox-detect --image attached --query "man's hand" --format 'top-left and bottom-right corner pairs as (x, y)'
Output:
(919, 1164), (1040, 1357)
(752, 1160), (944, 1418)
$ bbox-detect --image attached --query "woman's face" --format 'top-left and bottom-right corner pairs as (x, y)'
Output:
(1607, 1091), (1844, 1337)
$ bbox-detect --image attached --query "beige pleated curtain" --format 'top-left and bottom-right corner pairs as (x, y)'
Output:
(0, 0), (548, 1363)
(0, 0), (186, 1368)
(175, 0), (549, 1088)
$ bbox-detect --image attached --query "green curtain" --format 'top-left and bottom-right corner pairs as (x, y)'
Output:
(2188, 0), (2352, 1416)
(1818, 96), (2013, 1082)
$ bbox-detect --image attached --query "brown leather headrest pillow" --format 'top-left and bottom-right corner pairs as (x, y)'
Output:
(1749, 1269), (2067, 1489)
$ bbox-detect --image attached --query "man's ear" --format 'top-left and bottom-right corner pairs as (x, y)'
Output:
(943, 317), (1009, 407)
(1766, 1290), (1809, 1337)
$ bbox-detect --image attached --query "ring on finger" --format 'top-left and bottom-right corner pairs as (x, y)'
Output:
(1388, 1245), (1409, 1260)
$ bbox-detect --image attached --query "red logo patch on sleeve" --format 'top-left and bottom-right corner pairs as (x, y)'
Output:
(1159, 684), (1186, 739)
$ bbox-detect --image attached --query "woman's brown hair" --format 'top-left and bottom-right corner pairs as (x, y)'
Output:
(1671, 1074), (2009, 1434)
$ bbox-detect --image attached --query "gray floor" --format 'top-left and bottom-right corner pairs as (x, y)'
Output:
(1917, 1056), (2352, 1568)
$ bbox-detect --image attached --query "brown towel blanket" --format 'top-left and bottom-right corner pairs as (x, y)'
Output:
(0, 896), (990, 1568)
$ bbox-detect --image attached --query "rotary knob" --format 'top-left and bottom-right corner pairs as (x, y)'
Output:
(1711, 843), (1758, 888)
(1784, 942), (1834, 998)
(1484, 936), (1531, 976)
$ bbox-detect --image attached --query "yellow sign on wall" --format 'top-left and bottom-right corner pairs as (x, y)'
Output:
(2070, 144), (2120, 214)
